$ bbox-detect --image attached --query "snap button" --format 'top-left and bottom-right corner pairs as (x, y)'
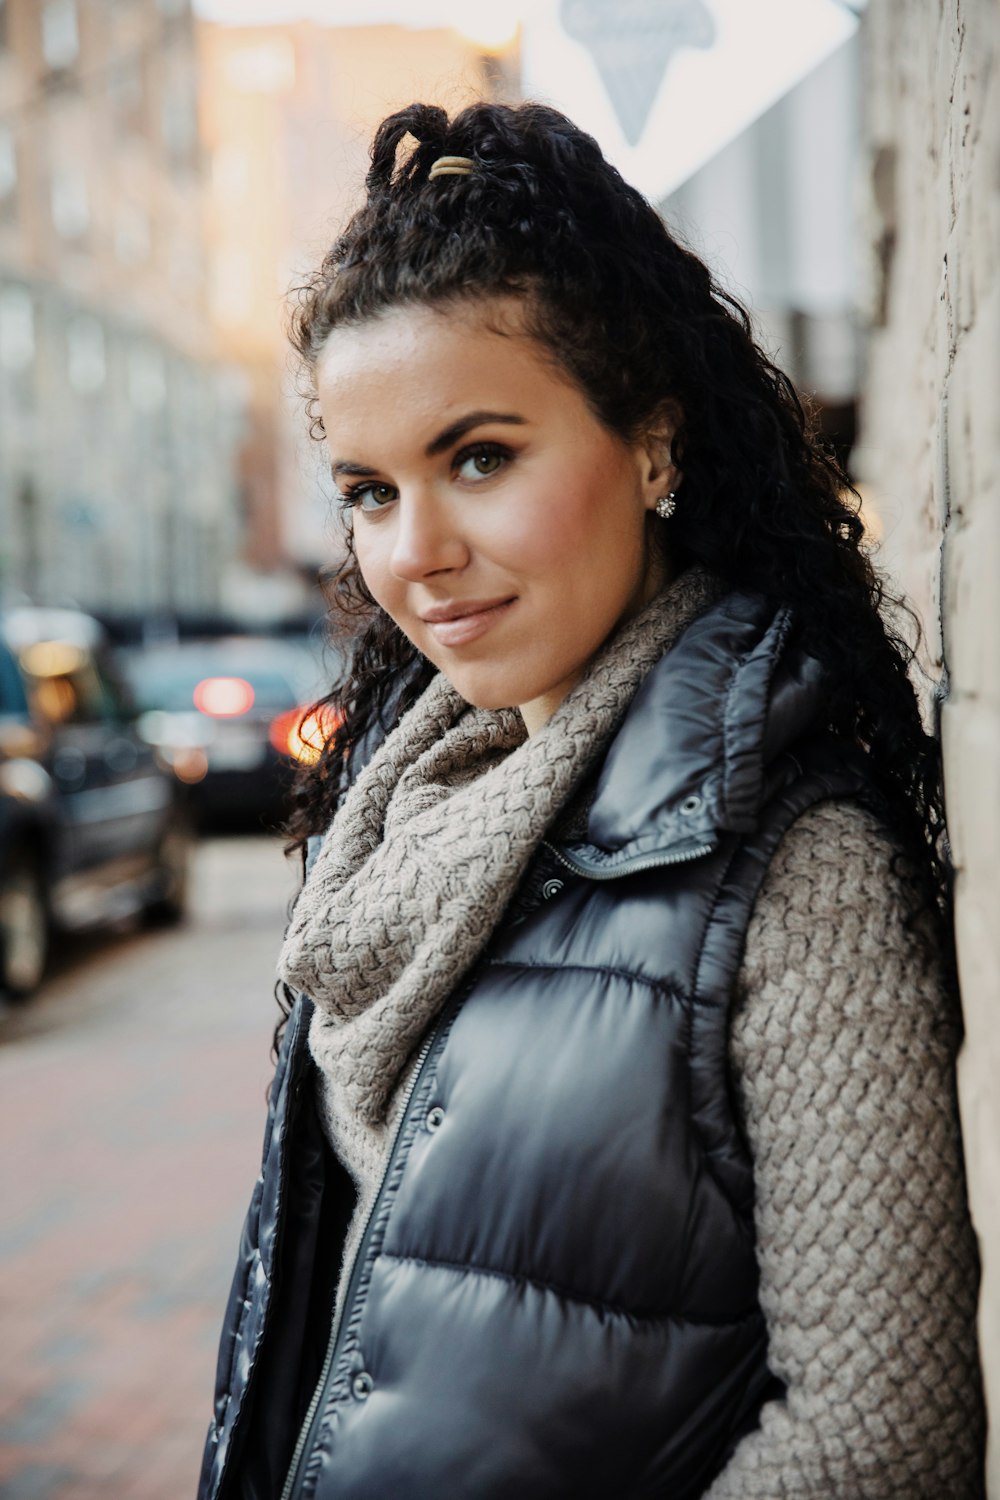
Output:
(426, 1105), (445, 1132)
(679, 794), (704, 816)
(352, 1371), (374, 1401)
(541, 878), (564, 899)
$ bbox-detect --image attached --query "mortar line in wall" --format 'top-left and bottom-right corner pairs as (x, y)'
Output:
(936, 378), (953, 722)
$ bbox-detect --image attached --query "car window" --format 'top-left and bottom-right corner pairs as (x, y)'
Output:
(125, 650), (299, 713)
(94, 650), (135, 720)
(24, 655), (110, 726)
(0, 644), (30, 716)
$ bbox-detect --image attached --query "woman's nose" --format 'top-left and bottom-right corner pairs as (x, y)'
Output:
(389, 491), (469, 580)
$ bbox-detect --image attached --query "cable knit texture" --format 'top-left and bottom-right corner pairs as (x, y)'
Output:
(279, 566), (983, 1496)
(708, 798), (983, 1496)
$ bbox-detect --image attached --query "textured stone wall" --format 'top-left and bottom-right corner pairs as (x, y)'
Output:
(858, 1), (999, 1488)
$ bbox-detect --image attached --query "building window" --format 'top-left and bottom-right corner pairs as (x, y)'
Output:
(0, 126), (16, 215)
(167, 231), (201, 296)
(127, 345), (166, 413)
(209, 247), (252, 327)
(0, 285), (35, 371)
(162, 72), (199, 169)
(110, 57), (146, 138)
(67, 315), (106, 395)
(17, 480), (41, 599)
(212, 144), (250, 200)
(223, 38), (295, 94)
(42, 0), (79, 72)
(50, 166), (89, 239)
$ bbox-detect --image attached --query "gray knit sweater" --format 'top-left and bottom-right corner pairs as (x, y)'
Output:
(709, 798), (982, 1495)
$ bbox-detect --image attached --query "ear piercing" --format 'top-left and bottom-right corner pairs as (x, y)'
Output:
(655, 492), (677, 520)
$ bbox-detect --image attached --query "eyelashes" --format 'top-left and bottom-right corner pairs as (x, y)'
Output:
(455, 443), (507, 481)
(337, 480), (397, 513)
(335, 441), (514, 513)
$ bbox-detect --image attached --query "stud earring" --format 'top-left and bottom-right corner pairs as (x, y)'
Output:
(654, 492), (677, 520)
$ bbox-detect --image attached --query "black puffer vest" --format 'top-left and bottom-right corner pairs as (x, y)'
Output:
(199, 592), (869, 1500)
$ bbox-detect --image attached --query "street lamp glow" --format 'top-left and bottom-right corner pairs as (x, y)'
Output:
(449, 4), (520, 52)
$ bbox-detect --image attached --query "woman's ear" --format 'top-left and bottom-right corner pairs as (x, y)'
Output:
(638, 403), (683, 511)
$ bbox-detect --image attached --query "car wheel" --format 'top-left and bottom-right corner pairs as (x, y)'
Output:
(145, 815), (195, 926)
(0, 851), (50, 999)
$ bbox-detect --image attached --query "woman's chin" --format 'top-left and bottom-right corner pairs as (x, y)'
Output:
(441, 674), (521, 713)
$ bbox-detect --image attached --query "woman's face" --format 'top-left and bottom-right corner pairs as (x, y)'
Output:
(315, 298), (677, 733)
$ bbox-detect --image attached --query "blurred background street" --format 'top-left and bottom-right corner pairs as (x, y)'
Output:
(0, 833), (295, 1500)
(0, 0), (997, 1493)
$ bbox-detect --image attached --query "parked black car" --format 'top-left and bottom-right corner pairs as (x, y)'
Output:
(120, 635), (340, 827)
(0, 607), (193, 998)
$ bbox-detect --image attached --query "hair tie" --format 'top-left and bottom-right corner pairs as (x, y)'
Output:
(428, 155), (475, 180)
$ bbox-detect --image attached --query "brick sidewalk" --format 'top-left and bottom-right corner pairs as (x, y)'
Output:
(0, 837), (294, 1500)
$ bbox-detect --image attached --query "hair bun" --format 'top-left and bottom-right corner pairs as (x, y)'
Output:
(367, 103), (450, 193)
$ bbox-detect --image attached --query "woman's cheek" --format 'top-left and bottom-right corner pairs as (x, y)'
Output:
(490, 495), (563, 574)
(353, 522), (389, 590)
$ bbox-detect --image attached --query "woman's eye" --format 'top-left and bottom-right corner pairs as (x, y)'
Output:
(455, 445), (508, 481)
(350, 482), (398, 512)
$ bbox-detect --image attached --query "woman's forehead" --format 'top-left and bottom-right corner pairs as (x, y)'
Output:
(315, 300), (583, 450)
(317, 296), (528, 374)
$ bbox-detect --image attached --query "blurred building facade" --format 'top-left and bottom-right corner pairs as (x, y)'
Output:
(195, 17), (517, 610)
(0, 0), (244, 619)
(857, 1), (998, 1484)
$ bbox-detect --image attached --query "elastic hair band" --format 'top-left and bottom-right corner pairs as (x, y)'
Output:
(428, 155), (475, 180)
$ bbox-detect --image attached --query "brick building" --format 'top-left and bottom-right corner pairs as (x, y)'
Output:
(858, 1), (999, 1486)
(0, 0), (244, 617)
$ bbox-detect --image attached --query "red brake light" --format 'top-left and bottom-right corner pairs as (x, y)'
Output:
(193, 676), (255, 717)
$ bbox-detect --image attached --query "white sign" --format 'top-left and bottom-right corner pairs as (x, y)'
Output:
(521, 0), (859, 201)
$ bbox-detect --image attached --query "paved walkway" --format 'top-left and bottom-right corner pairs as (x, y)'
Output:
(0, 836), (298, 1500)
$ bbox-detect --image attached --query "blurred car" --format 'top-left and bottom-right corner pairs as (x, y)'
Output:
(119, 635), (342, 827)
(0, 608), (193, 999)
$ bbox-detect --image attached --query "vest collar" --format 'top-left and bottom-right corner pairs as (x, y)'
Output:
(551, 592), (826, 879)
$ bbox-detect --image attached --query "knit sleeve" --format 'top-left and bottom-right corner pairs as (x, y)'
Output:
(705, 799), (984, 1499)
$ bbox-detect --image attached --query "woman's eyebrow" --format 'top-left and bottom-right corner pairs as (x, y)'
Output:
(330, 459), (378, 481)
(424, 411), (526, 457)
(330, 412), (527, 480)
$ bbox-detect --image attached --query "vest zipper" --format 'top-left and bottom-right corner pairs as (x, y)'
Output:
(542, 837), (717, 880)
(279, 986), (464, 1500)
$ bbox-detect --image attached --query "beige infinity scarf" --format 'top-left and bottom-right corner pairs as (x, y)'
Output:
(278, 568), (721, 1151)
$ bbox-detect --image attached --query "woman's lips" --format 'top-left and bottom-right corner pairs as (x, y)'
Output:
(423, 598), (516, 647)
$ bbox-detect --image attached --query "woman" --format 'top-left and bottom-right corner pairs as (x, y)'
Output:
(198, 102), (983, 1499)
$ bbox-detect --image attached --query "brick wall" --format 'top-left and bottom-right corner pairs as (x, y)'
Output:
(858, 1), (999, 1487)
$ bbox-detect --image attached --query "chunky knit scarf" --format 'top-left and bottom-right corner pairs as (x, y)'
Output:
(278, 568), (721, 1164)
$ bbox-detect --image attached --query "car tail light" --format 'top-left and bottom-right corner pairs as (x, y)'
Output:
(193, 676), (255, 717)
(167, 747), (210, 784)
(269, 705), (344, 765)
(19, 640), (88, 677)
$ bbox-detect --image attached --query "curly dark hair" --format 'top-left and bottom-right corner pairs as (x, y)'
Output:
(280, 99), (951, 1020)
